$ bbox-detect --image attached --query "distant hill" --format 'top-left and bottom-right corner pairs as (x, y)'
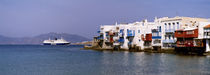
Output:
(0, 32), (91, 44)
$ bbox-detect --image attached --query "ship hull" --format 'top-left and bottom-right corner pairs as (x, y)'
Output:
(43, 43), (70, 45)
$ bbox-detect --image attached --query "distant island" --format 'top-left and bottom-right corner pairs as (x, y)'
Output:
(0, 32), (91, 45)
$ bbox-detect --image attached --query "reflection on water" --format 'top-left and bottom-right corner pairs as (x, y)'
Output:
(0, 45), (210, 75)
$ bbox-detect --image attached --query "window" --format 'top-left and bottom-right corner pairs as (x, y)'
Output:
(165, 35), (167, 40)
(138, 30), (140, 33)
(177, 22), (179, 24)
(177, 22), (179, 29)
(169, 35), (171, 39)
(173, 24), (175, 30)
(172, 35), (174, 39)
(165, 24), (167, 30)
(186, 31), (194, 34)
(168, 23), (171, 30)
(178, 31), (183, 34)
(207, 32), (210, 36)
(173, 23), (175, 25)
(165, 23), (167, 30)
(159, 26), (161, 32)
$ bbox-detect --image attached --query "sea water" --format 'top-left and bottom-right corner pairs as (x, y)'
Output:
(0, 45), (210, 75)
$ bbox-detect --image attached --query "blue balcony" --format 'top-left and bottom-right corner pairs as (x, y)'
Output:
(165, 29), (175, 33)
(162, 39), (176, 43)
(127, 30), (135, 37)
(128, 42), (132, 45)
(152, 36), (161, 39)
(127, 33), (135, 37)
(152, 29), (158, 32)
(97, 37), (104, 40)
(119, 29), (125, 37)
(97, 31), (100, 33)
(119, 33), (124, 37)
(120, 29), (124, 33)
(118, 38), (124, 42)
(105, 32), (109, 36)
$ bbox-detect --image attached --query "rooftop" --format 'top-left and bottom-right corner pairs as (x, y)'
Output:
(204, 24), (210, 28)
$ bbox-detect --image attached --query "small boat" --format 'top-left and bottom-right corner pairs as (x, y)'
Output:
(43, 38), (70, 45)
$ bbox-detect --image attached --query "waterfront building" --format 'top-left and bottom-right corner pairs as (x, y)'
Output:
(94, 16), (210, 52)
(97, 25), (116, 49)
(174, 28), (205, 53)
(197, 22), (210, 52)
(96, 19), (155, 50)
(204, 24), (210, 52)
(174, 21), (210, 53)
(151, 18), (162, 50)
(159, 17), (208, 49)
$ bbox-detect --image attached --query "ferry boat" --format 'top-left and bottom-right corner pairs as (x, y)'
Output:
(43, 38), (70, 45)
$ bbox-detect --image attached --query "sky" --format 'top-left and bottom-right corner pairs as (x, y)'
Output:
(0, 0), (210, 38)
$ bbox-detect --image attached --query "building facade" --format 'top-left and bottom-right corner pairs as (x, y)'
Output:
(94, 16), (210, 52)
(160, 17), (208, 49)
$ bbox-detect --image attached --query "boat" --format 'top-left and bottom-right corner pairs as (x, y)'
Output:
(43, 38), (70, 45)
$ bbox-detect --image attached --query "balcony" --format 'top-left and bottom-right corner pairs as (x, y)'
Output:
(152, 43), (161, 46)
(113, 36), (119, 41)
(119, 33), (124, 37)
(113, 42), (120, 46)
(127, 30), (135, 37)
(152, 29), (158, 32)
(97, 31), (100, 33)
(162, 39), (176, 43)
(96, 37), (104, 40)
(174, 29), (198, 38)
(97, 30), (104, 34)
(127, 33), (135, 37)
(165, 29), (175, 33)
(204, 35), (210, 39)
(152, 36), (161, 39)
(118, 38), (124, 42)
(144, 34), (152, 41)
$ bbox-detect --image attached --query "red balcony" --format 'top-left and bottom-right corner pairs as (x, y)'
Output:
(176, 39), (194, 47)
(175, 29), (198, 38)
(145, 34), (152, 41)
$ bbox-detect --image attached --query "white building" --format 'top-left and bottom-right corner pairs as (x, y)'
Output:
(159, 16), (208, 49)
(198, 22), (210, 52)
(96, 16), (209, 51)
(97, 19), (155, 50)
(151, 19), (162, 50)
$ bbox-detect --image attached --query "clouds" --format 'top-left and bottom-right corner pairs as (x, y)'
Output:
(0, 0), (210, 38)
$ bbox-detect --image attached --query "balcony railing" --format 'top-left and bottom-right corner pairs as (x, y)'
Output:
(162, 39), (176, 43)
(204, 35), (210, 39)
(118, 37), (124, 42)
(119, 33), (124, 37)
(127, 30), (135, 37)
(152, 43), (161, 46)
(152, 36), (161, 39)
(97, 31), (100, 33)
(165, 29), (175, 33)
(152, 29), (158, 32)
(127, 33), (135, 37)
(96, 37), (104, 40)
(113, 37), (119, 41)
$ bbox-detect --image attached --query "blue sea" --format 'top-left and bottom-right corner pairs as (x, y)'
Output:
(0, 45), (210, 75)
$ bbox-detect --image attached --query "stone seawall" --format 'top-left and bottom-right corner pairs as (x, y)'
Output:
(83, 46), (210, 55)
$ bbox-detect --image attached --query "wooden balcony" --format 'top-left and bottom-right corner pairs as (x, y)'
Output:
(175, 29), (198, 38)
(145, 34), (152, 41)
